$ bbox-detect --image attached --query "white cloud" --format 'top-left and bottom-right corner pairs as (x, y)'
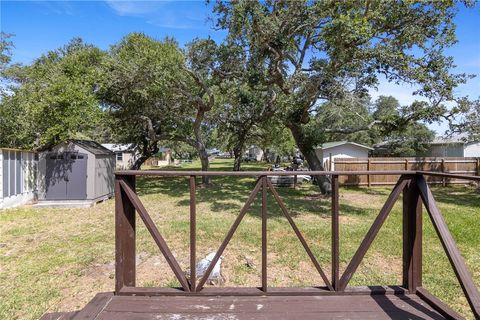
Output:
(104, 0), (167, 16)
(104, 0), (208, 29)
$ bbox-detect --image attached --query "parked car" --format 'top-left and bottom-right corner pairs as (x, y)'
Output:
(268, 167), (312, 186)
(243, 156), (257, 162)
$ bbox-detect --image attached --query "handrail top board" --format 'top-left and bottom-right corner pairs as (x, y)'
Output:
(115, 170), (480, 181)
(115, 170), (417, 176)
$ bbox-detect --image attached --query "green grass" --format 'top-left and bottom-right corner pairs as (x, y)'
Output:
(0, 158), (479, 319)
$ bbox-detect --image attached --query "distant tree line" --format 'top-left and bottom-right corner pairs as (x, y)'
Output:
(0, 1), (478, 193)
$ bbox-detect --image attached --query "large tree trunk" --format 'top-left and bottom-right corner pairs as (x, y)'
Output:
(233, 146), (243, 171)
(130, 155), (149, 170)
(262, 148), (271, 163)
(196, 141), (211, 185)
(288, 123), (331, 194)
(129, 140), (158, 170)
(191, 107), (211, 186)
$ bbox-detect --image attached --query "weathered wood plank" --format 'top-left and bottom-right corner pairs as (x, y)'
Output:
(40, 311), (78, 320)
(402, 177), (422, 293)
(114, 176), (136, 293)
(72, 292), (113, 320)
(85, 293), (445, 320)
(417, 287), (464, 320)
(118, 285), (408, 297)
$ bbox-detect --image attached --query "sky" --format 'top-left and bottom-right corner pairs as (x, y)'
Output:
(1, 1), (479, 135)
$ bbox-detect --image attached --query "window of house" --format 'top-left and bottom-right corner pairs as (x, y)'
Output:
(116, 152), (123, 161)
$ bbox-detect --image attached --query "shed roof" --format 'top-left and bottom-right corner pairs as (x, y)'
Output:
(69, 140), (113, 155)
(320, 141), (373, 151)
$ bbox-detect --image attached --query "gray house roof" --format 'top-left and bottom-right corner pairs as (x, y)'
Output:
(69, 140), (113, 155)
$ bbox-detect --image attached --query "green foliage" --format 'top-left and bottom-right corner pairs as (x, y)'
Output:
(1, 38), (105, 149)
(451, 99), (480, 140)
(370, 96), (435, 156)
(212, 0), (475, 163)
(0, 32), (14, 71)
(100, 33), (186, 166)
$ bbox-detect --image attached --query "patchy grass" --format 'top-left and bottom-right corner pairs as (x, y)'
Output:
(0, 159), (479, 319)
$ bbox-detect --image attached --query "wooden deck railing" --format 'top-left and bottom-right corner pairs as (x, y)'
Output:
(114, 170), (480, 319)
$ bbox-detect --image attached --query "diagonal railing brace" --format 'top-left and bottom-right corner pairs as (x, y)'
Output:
(119, 180), (191, 292)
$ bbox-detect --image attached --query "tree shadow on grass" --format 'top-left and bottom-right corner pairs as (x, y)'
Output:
(137, 174), (379, 220)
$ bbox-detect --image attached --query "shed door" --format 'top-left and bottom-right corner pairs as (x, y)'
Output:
(46, 153), (87, 200)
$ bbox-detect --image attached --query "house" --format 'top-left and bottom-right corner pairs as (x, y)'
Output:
(315, 141), (373, 170)
(145, 148), (173, 167)
(246, 146), (264, 161)
(37, 140), (115, 207)
(0, 148), (37, 209)
(424, 136), (480, 157)
(102, 143), (137, 170)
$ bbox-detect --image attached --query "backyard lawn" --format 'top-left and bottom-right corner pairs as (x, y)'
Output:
(0, 159), (479, 319)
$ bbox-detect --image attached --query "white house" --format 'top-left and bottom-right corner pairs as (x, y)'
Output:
(102, 143), (137, 170)
(246, 145), (264, 161)
(0, 148), (37, 209)
(315, 141), (373, 170)
(424, 137), (480, 157)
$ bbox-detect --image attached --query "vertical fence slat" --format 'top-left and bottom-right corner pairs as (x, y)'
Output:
(441, 159), (446, 187)
(331, 175), (340, 291)
(402, 176), (422, 293)
(115, 175), (136, 294)
(261, 176), (268, 292)
(190, 175), (196, 292)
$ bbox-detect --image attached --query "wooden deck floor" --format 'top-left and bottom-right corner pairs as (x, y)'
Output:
(42, 292), (449, 320)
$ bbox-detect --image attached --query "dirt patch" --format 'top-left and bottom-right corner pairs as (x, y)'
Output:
(340, 192), (384, 207)
(50, 262), (115, 313)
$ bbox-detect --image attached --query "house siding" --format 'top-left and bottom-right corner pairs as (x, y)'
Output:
(464, 142), (480, 157)
(316, 144), (371, 170)
(426, 144), (464, 157)
(0, 149), (37, 209)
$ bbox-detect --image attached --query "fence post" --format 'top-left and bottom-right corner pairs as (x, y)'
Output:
(403, 175), (422, 293)
(115, 174), (136, 294)
(367, 159), (371, 187)
(477, 158), (480, 177)
(405, 159), (409, 171)
(441, 158), (446, 186)
(329, 153), (333, 171)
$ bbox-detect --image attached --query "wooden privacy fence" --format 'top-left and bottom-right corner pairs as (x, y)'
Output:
(327, 157), (480, 186)
(114, 170), (480, 319)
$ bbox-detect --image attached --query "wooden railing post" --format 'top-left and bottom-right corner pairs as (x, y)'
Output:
(189, 175), (196, 292)
(331, 175), (340, 291)
(115, 175), (136, 294)
(402, 175), (422, 293)
(261, 176), (268, 292)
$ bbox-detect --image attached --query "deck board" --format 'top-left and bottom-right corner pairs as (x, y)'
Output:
(53, 292), (448, 320)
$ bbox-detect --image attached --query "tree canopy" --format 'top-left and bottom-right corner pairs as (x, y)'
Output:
(211, 0), (475, 192)
(1, 38), (104, 149)
(0, 1), (477, 188)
